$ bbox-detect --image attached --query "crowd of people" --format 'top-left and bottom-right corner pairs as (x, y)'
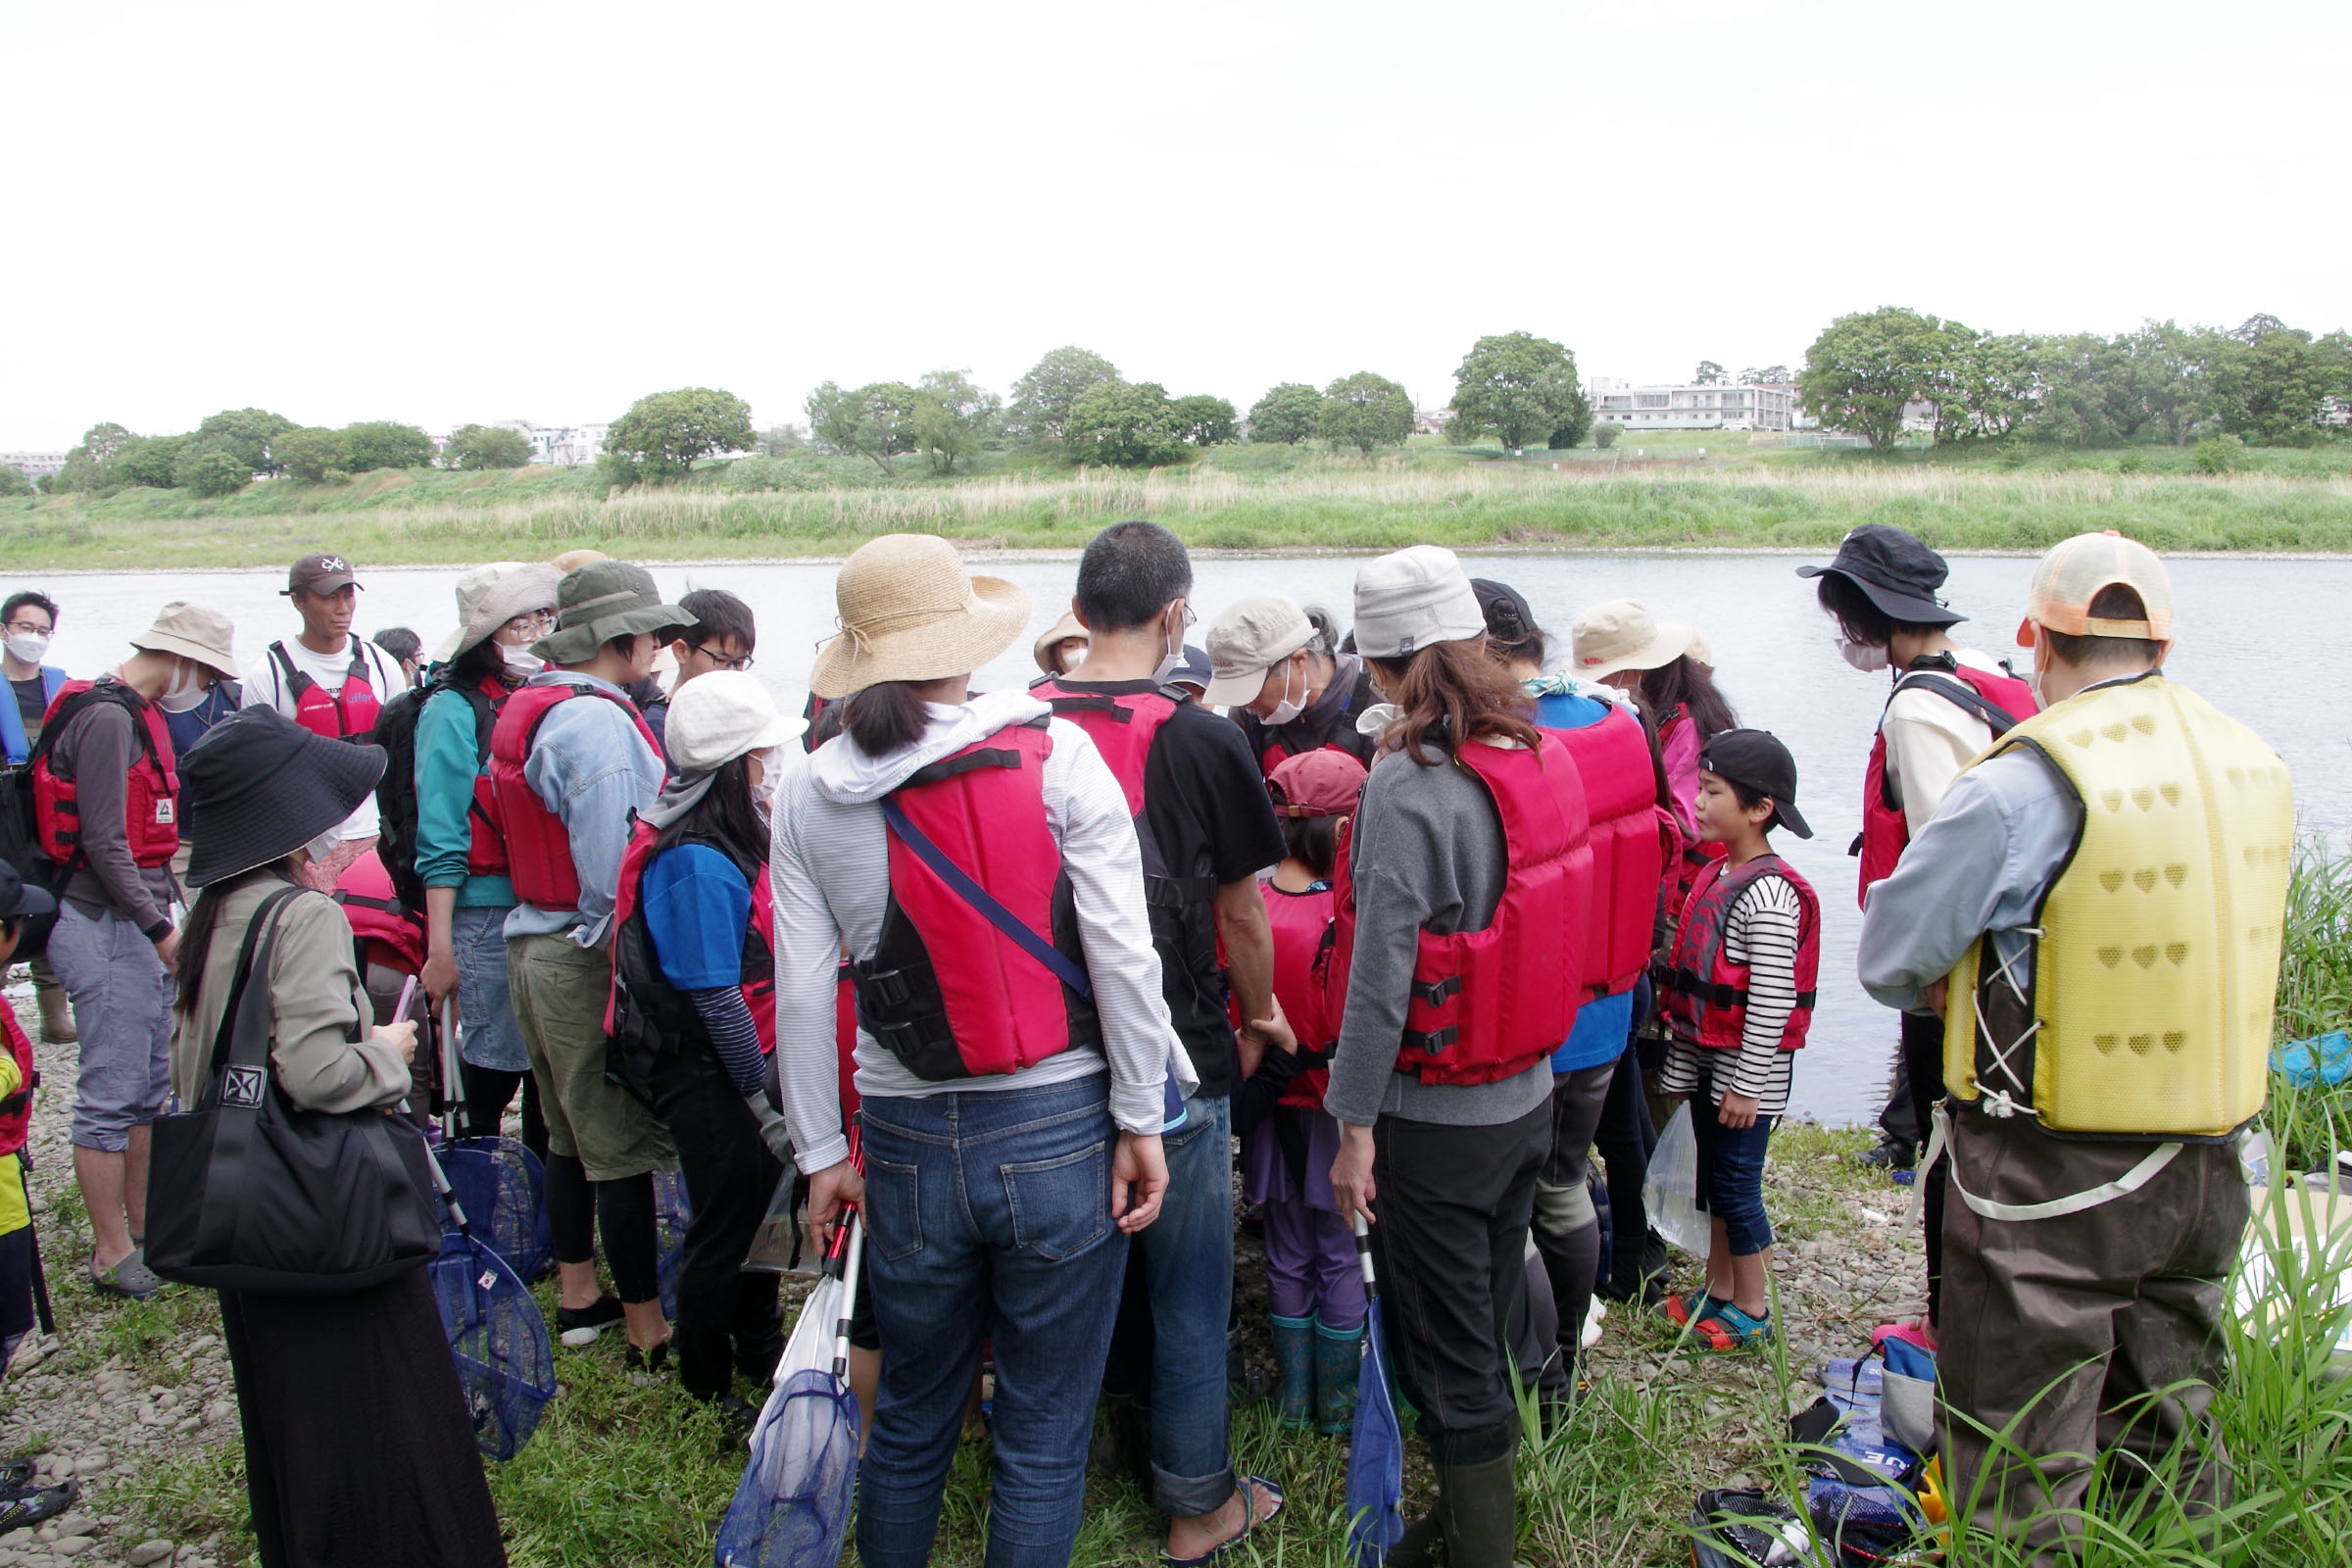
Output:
(0, 515), (2291, 1568)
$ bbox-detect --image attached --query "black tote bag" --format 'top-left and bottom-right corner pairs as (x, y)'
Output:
(147, 886), (442, 1295)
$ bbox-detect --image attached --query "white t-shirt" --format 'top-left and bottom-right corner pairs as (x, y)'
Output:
(241, 636), (408, 844)
(1882, 647), (2012, 836)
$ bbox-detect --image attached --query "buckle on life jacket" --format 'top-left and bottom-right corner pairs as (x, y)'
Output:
(1401, 1026), (1458, 1055)
(1411, 974), (1461, 1007)
(860, 968), (913, 1008)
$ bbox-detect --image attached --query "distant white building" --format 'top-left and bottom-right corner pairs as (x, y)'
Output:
(1414, 407), (1454, 436)
(1587, 379), (1796, 432)
(495, 420), (610, 467)
(1, 452), (68, 482)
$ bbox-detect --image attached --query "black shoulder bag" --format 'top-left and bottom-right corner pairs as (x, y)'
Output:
(147, 886), (442, 1295)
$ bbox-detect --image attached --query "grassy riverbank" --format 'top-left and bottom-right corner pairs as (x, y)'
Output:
(9, 437), (2352, 569)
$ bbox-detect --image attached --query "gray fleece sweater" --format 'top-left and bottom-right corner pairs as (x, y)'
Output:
(1323, 742), (1554, 1129)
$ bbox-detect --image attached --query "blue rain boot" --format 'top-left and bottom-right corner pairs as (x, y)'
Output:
(1313, 1316), (1365, 1435)
(1271, 1314), (1315, 1430)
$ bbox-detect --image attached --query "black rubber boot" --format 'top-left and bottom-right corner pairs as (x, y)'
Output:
(1436, 1453), (1520, 1568)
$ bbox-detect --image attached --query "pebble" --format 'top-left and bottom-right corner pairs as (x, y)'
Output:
(127, 1542), (174, 1566)
(52, 1539), (96, 1558)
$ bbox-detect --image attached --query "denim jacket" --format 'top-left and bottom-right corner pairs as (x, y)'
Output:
(500, 670), (665, 948)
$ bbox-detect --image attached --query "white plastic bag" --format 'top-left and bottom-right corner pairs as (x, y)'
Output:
(1642, 1102), (1712, 1258)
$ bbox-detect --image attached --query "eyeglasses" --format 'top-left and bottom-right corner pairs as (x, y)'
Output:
(501, 611), (558, 638)
(4, 620), (49, 637)
(688, 642), (755, 671)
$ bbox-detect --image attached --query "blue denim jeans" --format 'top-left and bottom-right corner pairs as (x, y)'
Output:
(1690, 1095), (1777, 1256)
(450, 903), (527, 1072)
(1101, 1092), (1235, 1518)
(857, 1077), (1130, 1568)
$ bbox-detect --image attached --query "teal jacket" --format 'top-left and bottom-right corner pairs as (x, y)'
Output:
(415, 680), (517, 907)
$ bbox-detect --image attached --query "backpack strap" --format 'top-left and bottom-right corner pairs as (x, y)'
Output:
(202, 886), (310, 1085)
(267, 642), (309, 704)
(1891, 670), (2022, 739)
(879, 798), (1091, 1000)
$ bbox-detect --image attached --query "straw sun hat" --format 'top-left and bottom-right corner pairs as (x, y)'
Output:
(809, 535), (1030, 700)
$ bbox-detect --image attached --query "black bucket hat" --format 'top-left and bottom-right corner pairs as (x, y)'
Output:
(1795, 524), (1965, 627)
(180, 706), (388, 887)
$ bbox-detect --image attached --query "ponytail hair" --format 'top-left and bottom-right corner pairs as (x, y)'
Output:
(840, 681), (931, 756)
(1369, 639), (1541, 766)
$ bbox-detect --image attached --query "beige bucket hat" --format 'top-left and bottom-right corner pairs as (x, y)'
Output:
(430, 562), (547, 662)
(809, 534), (1030, 700)
(129, 602), (239, 681)
(1568, 599), (1696, 680)
(1032, 610), (1091, 675)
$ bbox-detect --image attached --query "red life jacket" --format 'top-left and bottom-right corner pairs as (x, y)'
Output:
(455, 677), (515, 880)
(1261, 879), (1337, 1110)
(269, 640), (384, 743)
(1854, 661), (2037, 908)
(332, 848), (427, 975)
(487, 679), (662, 912)
(1330, 738), (1593, 1087)
(853, 721), (1098, 1080)
(0, 1001), (37, 1160)
(29, 680), (180, 870)
(1546, 704), (1671, 1001)
(608, 816), (778, 1063)
(1661, 854), (1821, 1052)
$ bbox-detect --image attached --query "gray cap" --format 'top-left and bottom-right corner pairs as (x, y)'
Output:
(1350, 547), (1486, 660)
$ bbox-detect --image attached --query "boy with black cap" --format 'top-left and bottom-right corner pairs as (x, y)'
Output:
(1654, 728), (1819, 1350)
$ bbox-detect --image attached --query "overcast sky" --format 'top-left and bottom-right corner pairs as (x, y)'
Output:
(6, 0), (2344, 451)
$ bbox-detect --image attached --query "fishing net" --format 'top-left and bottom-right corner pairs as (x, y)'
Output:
(441, 1137), (551, 1285)
(1347, 1297), (1405, 1566)
(714, 1367), (861, 1568)
(428, 1229), (557, 1462)
(656, 1168), (692, 1319)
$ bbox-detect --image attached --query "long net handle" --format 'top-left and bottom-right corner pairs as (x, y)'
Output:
(1352, 1211), (1378, 1301)
(831, 1210), (863, 1384)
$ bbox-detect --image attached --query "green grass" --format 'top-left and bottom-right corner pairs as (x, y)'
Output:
(7, 438), (2351, 568)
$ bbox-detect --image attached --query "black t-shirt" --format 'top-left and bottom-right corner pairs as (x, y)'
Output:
(11, 677), (45, 751)
(1049, 678), (1287, 1099)
(1232, 658), (1381, 778)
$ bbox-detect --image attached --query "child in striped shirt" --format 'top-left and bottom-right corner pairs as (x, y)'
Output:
(1656, 729), (1820, 1351)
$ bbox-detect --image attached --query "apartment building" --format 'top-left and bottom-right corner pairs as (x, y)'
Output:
(1586, 379), (1796, 432)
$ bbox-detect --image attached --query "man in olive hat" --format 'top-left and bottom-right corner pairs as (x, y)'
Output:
(488, 561), (694, 1363)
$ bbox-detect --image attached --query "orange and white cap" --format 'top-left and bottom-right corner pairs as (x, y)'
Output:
(2016, 529), (2174, 647)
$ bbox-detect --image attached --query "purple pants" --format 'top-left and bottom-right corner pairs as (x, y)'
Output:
(1248, 1113), (1367, 1330)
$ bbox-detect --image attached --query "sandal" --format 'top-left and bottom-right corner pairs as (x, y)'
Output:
(1158, 1475), (1284, 1567)
(1690, 1301), (1774, 1352)
(0, 1480), (77, 1533)
(88, 1251), (162, 1300)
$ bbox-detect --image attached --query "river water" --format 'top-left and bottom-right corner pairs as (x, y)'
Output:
(35, 553), (2351, 1125)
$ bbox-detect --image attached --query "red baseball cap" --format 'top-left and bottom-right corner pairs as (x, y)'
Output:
(1267, 749), (1368, 818)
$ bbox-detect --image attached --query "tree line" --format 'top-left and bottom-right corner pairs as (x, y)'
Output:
(1798, 308), (2352, 452)
(28, 412), (534, 498)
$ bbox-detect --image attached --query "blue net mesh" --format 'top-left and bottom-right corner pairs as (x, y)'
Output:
(441, 1137), (551, 1285)
(713, 1368), (860, 1568)
(656, 1169), (692, 1320)
(428, 1229), (558, 1462)
(1347, 1299), (1405, 1567)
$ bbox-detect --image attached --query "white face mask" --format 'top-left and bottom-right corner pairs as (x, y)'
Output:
(1151, 605), (1187, 689)
(503, 648), (545, 681)
(303, 827), (341, 861)
(156, 661), (212, 713)
(4, 632), (49, 666)
(749, 747), (782, 808)
(1263, 659), (1304, 727)
(1835, 633), (1890, 674)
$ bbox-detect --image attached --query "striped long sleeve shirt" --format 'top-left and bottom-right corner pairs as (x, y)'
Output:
(1660, 870), (1805, 1115)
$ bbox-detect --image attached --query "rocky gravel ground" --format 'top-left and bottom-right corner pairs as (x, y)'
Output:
(0, 967), (1928, 1567)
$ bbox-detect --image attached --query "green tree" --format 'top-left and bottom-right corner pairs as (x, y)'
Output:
(1170, 394), (1238, 447)
(443, 423), (534, 469)
(1449, 331), (1590, 454)
(806, 381), (923, 477)
(910, 369), (1003, 474)
(0, 465), (30, 499)
(2131, 320), (2221, 447)
(114, 434), (193, 489)
(1797, 307), (1957, 451)
(2210, 326), (2333, 445)
(602, 387), (757, 484)
(276, 427), (350, 483)
(1063, 380), (1190, 468)
(1245, 383), (1325, 443)
(194, 408), (296, 475)
(1592, 420), (1624, 450)
(1317, 371), (1414, 456)
(1738, 365), (1791, 385)
(1007, 346), (1119, 441)
(756, 424), (808, 455)
(1693, 360), (1727, 384)
(175, 448), (250, 497)
(1930, 327), (2035, 443)
(52, 422), (134, 492)
(339, 420), (437, 471)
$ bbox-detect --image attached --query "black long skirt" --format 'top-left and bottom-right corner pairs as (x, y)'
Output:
(220, 1267), (507, 1568)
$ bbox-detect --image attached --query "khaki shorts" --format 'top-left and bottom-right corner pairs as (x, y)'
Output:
(506, 932), (676, 1181)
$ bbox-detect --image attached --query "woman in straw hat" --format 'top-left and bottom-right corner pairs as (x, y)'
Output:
(1567, 598), (1737, 846)
(773, 532), (1180, 1568)
(607, 671), (803, 1424)
(1324, 546), (1587, 1568)
(169, 705), (506, 1568)
(415, 564), (561, 1161)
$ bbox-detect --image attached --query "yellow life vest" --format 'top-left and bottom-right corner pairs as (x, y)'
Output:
(1942, 671), (2292, 1139)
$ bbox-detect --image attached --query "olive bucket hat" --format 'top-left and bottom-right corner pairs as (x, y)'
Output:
(532, 561), (696, 665)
